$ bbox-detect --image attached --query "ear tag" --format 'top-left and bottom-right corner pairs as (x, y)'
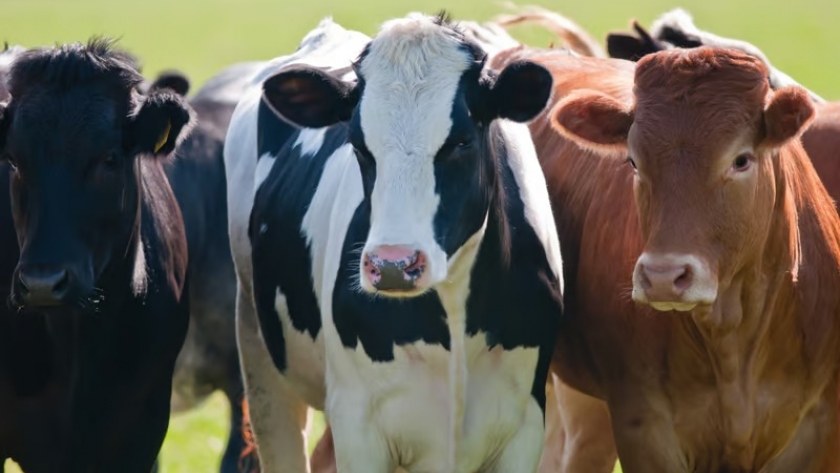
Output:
(154, 120), (172, 153)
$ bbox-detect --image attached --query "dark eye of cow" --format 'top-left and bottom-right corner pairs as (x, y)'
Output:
(732, 153), (753, 172)
(456, 139), (472, 150)
(626, 156), (637, 170)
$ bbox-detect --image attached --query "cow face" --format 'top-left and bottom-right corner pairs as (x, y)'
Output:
(0, 40), (193, 310)
(262, 13), (551, 297)
(551, 48), (813, 313)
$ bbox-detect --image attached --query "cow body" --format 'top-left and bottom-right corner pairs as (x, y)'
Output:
(493, 45), (840, 472)
(225, 14), (563, 473)
(0, 40), (192, 472)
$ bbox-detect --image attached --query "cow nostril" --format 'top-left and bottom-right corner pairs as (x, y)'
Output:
(673, 266), (693, 291)
(54, 271), (70, 294)
(403, 252), (426, 279)
(639, 267), (653, 290)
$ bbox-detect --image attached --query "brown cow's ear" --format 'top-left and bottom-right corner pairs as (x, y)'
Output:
(131, 90), (195, 157)
(550, 90), (633, 152)
(763, 86), (814, 148)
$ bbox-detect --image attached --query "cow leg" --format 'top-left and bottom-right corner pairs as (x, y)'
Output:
(486, 398), (544, 473)
(540, 375), (617, 473)
(236, 283), (309, 472)
(220, 385), (259, 473)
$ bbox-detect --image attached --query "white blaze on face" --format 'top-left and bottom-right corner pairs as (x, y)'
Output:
(358, 15), (475, 288)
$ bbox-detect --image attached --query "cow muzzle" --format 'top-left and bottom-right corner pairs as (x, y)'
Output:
(13, 265), (74, 309)
(361, 245), (430, 296)
(632, 253), (717, 312)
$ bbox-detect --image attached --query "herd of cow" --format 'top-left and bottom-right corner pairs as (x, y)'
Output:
(0, 4), (839, 473)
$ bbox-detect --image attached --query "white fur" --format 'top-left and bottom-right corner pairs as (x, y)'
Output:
(254, 154), (276, 192)
(357, 13), (474, 291)
(293, 127), (328, 157)
(650, 8), (824, 104)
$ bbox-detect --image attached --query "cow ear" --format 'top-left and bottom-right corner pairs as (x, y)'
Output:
(550, 90), (633, 152)
(262, 66), (358, 129)
(607, 22), (663, 61)
(131, 90), (195, 157)
(763, 86), (814, 148)
(486, 61), (553, 123)
(149, 70), (190, 96)
(0, 102), (9, 151)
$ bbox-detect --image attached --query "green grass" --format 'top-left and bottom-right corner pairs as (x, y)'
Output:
(2, 0), (833, 471)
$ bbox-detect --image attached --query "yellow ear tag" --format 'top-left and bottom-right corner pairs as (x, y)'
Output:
(154, 120), (172, 153)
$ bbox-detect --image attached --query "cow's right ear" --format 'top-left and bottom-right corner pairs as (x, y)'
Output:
(261, 66), (358, 129)
(149, 70), (191, 97)
(550, 90), (633, 152)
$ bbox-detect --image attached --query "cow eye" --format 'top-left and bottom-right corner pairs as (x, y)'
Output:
(99, 152), (120, 171)
(626, 156), (637, 170)
(456, 139), (472, 150)
(732, 153), (753, 172)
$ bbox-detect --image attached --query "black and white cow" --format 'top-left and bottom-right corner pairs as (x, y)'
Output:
(0, 39), (192, 472)
(225, 12), (563, 472)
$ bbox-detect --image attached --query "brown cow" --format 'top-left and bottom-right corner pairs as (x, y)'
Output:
(493, 45), (840, 472)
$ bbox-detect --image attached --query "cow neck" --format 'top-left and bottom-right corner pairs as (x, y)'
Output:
(678, 143), (840, 466)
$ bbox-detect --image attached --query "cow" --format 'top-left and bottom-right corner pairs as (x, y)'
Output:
(160, 60), (266, 473)
(0, 42), (260, 472)
(224, 12), (563, 473)
(494, 44), (840, 472)
(0, 38), (193, 472)
(603, 8), (840, 210)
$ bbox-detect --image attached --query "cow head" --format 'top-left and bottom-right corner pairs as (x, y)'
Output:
(551, 48), (813, 313)
(262, 12), (551, 297)
(0, 39), (194, 310)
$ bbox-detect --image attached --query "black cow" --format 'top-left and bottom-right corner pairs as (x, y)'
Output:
(0, 38), (192, 473)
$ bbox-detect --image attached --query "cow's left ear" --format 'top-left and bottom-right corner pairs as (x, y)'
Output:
(130, 90), (195, 157)
(762, 86), (814, 148)
(485, 61), (553, 123)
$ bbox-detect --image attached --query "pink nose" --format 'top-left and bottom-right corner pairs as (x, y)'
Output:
(635, 255), (695, 302)
(362, 245), (428, 292)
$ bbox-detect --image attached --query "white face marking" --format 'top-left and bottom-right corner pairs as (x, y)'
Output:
(293, 127), (327, 156)
(357, 15), (476, 290)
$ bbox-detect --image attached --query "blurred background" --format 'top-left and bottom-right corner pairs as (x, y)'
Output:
(3, 0), (838, 471)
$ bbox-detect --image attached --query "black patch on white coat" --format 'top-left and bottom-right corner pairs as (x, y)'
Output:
(249, 100), (348, 373)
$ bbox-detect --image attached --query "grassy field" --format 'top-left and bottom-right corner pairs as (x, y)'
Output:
(2, 0), (838, 471)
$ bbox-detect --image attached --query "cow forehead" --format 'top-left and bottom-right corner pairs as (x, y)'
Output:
(10, 92), (121, 152)
(357, 15), (477, 160)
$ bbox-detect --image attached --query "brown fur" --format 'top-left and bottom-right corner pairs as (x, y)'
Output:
(492, 46), (840, 472)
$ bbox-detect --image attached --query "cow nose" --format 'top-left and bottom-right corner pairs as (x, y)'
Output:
(633, 253), (714, 311)
(17, 268), (71, 307)
(362, 245), (428, 293)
